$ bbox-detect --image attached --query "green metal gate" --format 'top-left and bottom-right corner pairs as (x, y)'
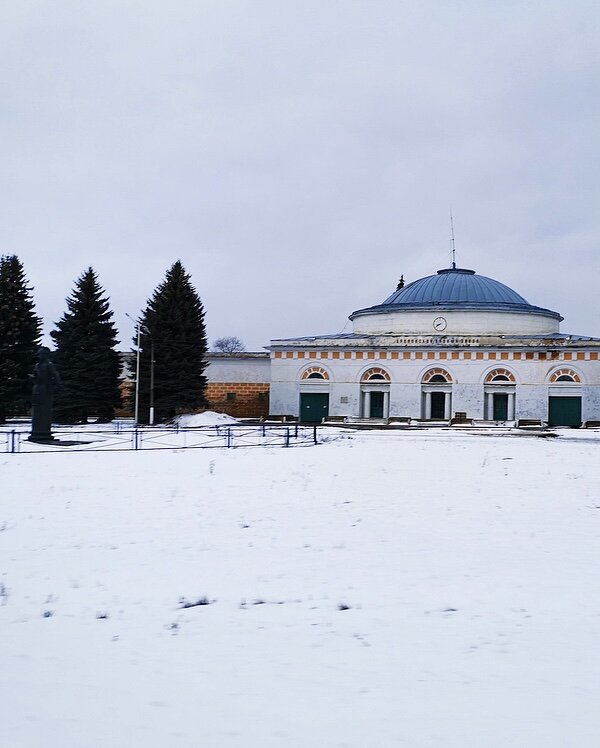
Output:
(548, 397), (582, 427)
(300, 393), (329, 424)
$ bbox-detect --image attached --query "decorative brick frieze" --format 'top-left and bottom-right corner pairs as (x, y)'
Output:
(270, 348), (600, 362)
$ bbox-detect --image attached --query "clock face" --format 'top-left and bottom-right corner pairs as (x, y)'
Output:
(433, 316), (447, 332)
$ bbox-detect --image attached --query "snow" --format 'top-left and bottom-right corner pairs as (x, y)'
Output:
(2, 429), (600, 747)
(173, 411), (239, 427)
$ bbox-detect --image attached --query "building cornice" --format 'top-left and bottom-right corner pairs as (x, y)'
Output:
(269, 333), (600, 350)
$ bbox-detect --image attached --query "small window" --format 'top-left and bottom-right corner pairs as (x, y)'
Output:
(484, 368), (516, 384)
(550, 368), (581, 383)
(258, 392), (269, 401)
(361, 367), (391, 383)
(301, 366), (330, 380)
(226, 392), (237, 401)
(422, 368), (452, 384)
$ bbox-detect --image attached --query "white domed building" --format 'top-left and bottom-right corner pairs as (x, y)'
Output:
(269, 266), (600, 426)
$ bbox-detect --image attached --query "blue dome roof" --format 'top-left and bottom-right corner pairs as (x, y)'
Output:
(383, 268), (528, 306)
(351, 267), (562, 321)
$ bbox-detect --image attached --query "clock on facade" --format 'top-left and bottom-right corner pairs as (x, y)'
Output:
(432, 316), (447, 332)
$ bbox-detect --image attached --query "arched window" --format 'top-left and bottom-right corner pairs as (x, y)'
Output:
(550, 369), (581, 384)
(301, 366), (330, 381)
(485, 368), (516, 384)
(361, 367), (391, 383)
(422, 368), (452, 384)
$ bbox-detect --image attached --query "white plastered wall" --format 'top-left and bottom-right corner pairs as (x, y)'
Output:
(352, 309), (560, 336)
(270, 353), (600, 421)
(206, 356), (270, 383)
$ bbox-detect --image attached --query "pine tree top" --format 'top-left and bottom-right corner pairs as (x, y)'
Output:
(52, 267), (119, 346)
(142, 261), (207, 339)
(0, 255), (42, 347)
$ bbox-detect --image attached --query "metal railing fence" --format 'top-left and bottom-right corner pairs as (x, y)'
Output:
(3, 423), (319, 454)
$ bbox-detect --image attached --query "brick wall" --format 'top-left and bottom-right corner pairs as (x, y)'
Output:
(116, 381), (133, 417)
(206, 382), (270, 418)
(116, 381), (270, 419)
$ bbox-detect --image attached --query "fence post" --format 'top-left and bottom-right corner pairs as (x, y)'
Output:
(133, 428), (140, 450)
(227, 427), (232, 448)
(313, 425), (317, 444)
(285, 427), (290, 447)
(10, 430), (16, 454)
(294, 423), (298, 439)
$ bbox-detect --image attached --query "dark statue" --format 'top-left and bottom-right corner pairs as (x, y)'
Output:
(29, 347), (61, 442)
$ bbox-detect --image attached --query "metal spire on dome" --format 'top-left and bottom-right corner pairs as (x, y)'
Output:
(450, 210), (456, 269)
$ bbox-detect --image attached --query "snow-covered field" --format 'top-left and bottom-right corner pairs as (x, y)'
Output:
(2, 429), (600, 747)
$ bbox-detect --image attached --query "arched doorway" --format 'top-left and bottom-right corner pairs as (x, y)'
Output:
(360, 368), (391, 419)
(421, 368), (452, 420)
(548, 369), (582, 427)
(299, 366), (330, 423)
(484, 368), (516, 421)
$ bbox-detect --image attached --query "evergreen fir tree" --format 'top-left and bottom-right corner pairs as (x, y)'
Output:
(51, 268), (122, 423)
(134, 261), (208, 423)
(0, 255), (42, 422)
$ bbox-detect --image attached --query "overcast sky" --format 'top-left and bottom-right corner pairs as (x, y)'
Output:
(2, 1), (599, 350)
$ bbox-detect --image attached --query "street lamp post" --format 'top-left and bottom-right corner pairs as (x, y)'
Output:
(125, 314), (155, 426)
(125, 313), (142, 425)
(148, 334), (155, 426)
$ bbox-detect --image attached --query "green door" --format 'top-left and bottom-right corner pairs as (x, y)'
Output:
(370, 392), (384, 418)
(493, 393), (509, 420)
(548, 397), (582, 427)
(431, 392), (446, 419)
(300, 393), (329, 424)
